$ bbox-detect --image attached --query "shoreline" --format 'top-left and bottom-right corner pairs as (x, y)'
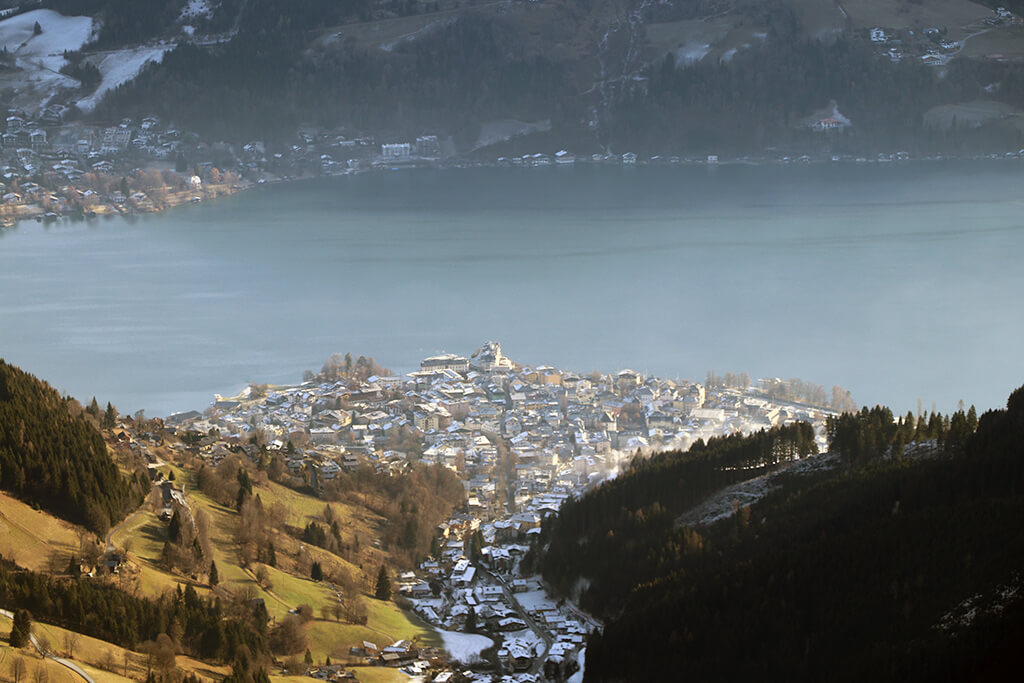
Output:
(1, 152), (1022, 232)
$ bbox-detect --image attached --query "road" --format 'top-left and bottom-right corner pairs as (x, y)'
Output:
(479, 568), (551, 676)
(0, 610), (95, 683)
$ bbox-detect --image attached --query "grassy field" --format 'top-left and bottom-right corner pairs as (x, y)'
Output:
(270, 672), (407, 683)
(840, 0), (990, 34)
(311, 0), (505, 52)
(109, 507), (187, 597)
(0, 612), (229, 683)
(923, 99), (1022, 129)
(0, 645), (81, 683)
(7, 454), (440, 671)
(958, 24), (1024, 58)
(645, 17), (733, 56)
(644, 17), (777, 65)
(0, 492), (84, 573)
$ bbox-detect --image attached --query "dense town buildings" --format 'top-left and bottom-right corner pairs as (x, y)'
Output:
(169, 342), (837, 680)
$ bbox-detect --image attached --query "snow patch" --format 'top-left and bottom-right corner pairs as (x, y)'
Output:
(936, 574), (1023, 635)
(380, 17), (455, 52)
(676, 452), (840, 528)
(0, 9), (94, 106)
(567, 647), (585, 683)
(77, 45), (171, 112)
(676, 42), (711, 65)
(720, 48), (737, 63)
(517, 588), (557, 615)
(180, 0), (213, 20)
(0, 9), (93, 59)
(437, 630), (493, 664)
(474, 119), (551, 150)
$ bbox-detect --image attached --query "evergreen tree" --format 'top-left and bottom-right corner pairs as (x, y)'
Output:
(9, 609), (31, 647)
(465, 606), (477, 633)
(103, 402), (117, 429)
(168, 510), (182, 544)
(209, 560), (219, 586)
(310, 561), (323, 581)
(374, 565), (391, 600)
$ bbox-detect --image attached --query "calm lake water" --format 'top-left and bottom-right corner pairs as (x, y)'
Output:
(1, 161), (1023, 417)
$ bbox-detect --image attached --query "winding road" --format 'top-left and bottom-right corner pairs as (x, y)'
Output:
(0, 610), (95, 683)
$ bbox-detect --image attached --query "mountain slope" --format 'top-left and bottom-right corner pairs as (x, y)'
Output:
(537, 388), (1024, 681)
(75, 0), (1024, 155)
(0, 360), (148, 535)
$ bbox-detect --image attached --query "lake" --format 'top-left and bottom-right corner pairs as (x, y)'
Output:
(1, 161), (1023, 417)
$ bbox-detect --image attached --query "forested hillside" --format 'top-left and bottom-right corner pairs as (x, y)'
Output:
(97, 12), (569, 147)
(0, 555), (269, 660)
(540, 387), (1024, 681)
(0, 360), (147, 534)
(81, 0), (1024, 155)
(534, 422), (817, 612)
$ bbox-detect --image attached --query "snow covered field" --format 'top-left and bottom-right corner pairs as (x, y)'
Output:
(0, 9), (93, 103)
(567, 648), (585, 683)
(437, 629), (494, 664)
(180, 0), (213, 20)
(77, 44), (171, 112)
(515, 587), (557, 616)
(676, 452), (840, 528)
(0, 9), (170, 112)
(0, 9), (93, 59)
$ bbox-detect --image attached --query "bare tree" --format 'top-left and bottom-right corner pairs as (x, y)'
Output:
(47, 549), (67, 576)
(10, 656), (26, 683)
(255, 565), (272, 591)
(31, 662), (48, 683)
(64, 632), (79, 659)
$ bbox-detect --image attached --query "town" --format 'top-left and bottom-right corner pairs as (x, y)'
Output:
(160, 342), (841, 681)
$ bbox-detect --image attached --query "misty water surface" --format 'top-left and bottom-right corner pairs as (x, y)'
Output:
(1, 161), (1022, 416)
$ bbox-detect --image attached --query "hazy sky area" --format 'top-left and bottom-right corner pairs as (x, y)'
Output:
(1, 161), (1022, 417)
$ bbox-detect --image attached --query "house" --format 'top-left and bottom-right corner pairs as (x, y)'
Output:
(479, 585), (504, 602)
(615, 369), (640, 394)
(348, 641), (378, 658)
(29, 130), (47, 151)
(498, 616), (528, 631)
(621, 152), (637, 164)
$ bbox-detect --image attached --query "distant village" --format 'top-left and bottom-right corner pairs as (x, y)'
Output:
(867, 6), (1022, 67)
(162, 342), (838, 681)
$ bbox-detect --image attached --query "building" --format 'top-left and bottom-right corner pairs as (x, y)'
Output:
(381, 143), (411, 160)
(415, 135), (440, 157)
(421, 353), (470, 373)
